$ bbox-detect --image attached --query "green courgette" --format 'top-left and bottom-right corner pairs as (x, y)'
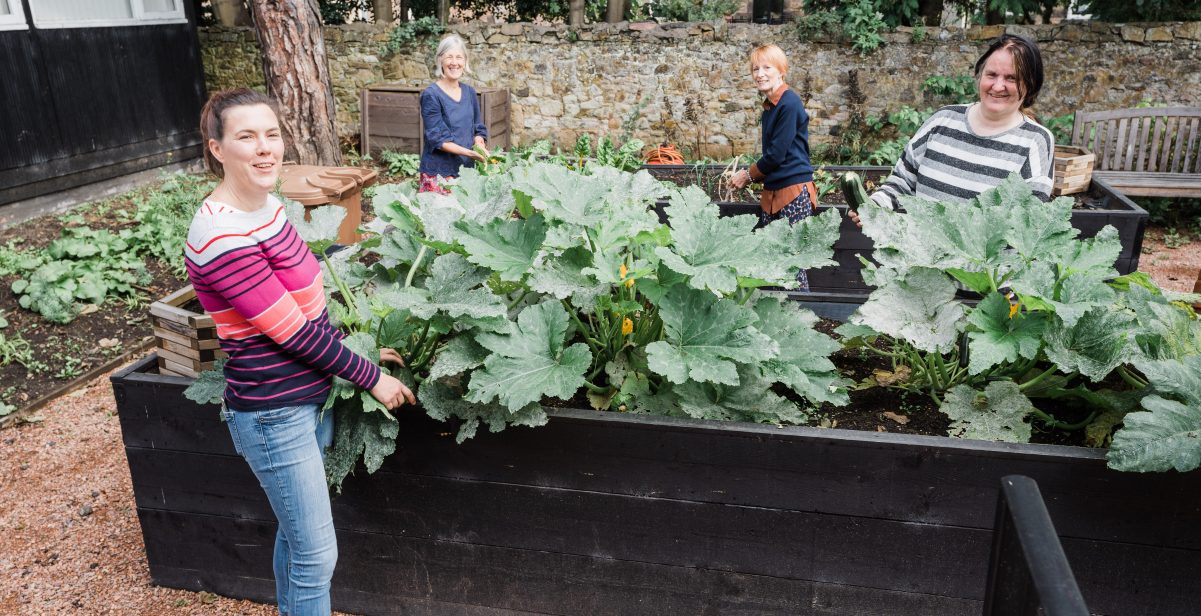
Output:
(840, 171), (872, 210)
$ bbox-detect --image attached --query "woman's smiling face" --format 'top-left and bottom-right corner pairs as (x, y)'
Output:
(209, 104), (284, 193)
(440, 48), (466, 82)
(976, 48), (1023, 120)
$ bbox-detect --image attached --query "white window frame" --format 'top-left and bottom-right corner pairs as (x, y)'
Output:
(0, 0), (29, 31)
(29, 0), (186, 29)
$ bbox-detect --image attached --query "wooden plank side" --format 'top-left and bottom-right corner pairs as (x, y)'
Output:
(1169, 116), (1189, 173)
(1135, 116), (1152, 172)
(136, 508), (981, 616)
(125, 448), (994, 598)
(1148, 115), (1166, 171)
(1113, 117), (1130, 171)
(1183, 118), (1199, 174)
(113, 375), (1201, 554)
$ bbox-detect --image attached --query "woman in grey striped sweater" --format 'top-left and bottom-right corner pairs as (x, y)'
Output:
(850, 34), (1054, 223)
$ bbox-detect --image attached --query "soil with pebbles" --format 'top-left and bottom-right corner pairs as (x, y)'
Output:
(1, 167), (1198, 613)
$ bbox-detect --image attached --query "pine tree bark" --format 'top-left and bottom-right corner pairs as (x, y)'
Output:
(246, 0), (342, 166)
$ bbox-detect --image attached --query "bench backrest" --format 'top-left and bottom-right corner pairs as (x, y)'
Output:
(1071, 107), (1201, 174)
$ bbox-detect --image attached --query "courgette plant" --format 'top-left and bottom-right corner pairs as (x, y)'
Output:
(187, 162), (850, 491)
(838, 174), (1201, 472)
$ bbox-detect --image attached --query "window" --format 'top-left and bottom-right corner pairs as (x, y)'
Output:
(28, 0), (185, 28)
(0, 0), (29, 31)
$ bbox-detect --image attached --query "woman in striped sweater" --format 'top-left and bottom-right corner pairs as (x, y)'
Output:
(187, 88), (414, 616)
(849, 34), (1054, 225)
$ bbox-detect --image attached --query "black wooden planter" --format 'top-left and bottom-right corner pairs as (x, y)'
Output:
(643, 165), (1148, 295)
(113, 353), (1199, 616)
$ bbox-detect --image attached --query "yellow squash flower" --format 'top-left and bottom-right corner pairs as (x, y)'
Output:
(622, 317), (634, 336)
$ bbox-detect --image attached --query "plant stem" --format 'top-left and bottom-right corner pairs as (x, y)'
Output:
(1117, 365), (1148, 389)
(404, 244), (428, 288)
(1018, 364), (1059, 393)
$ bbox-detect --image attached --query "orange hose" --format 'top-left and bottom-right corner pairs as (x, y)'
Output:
(644, 144), (684, 165)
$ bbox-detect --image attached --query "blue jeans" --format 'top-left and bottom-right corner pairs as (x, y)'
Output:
(223, 404), (336, 616)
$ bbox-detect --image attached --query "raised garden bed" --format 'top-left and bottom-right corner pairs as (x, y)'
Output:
(112, 348), (1201, 616)
(643, 165), (1147, 295)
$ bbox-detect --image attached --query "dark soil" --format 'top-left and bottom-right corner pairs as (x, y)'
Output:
(0, 195), (188, 419)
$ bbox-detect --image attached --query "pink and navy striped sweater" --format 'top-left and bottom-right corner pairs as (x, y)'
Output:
(185, 195), (380, 410)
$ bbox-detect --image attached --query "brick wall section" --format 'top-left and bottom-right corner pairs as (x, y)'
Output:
(199, 21), (1201, 158)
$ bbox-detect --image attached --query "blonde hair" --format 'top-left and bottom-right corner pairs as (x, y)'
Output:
(434, 34), (470, 79)
(749, 44), (788, 76)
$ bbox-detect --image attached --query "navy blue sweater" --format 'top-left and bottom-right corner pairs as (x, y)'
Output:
(419, 83), (488, 177)
(749, 87), (813, 190)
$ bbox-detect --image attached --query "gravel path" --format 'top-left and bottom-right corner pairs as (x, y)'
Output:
(1, 225), (1197, 615)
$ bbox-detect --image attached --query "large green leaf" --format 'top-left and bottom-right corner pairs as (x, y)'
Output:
(752, 295), (847, 405)
(758, 207), (842, 272)
(325, 399), (400, 492)
(965, 292), (1047, 374)
(655, 187), (783, 293)
(673, 364), (808, 425)
(183, 360), (227, 406)
(526, 246), (608, 309)
(852, 267), (966, 354)
(420, 378), (546, 444)
(1044, 308), (1133, 381)
(510, 163), (612, 226)
(466, 300), (592, 410)
(455, 214), (546, 282)
(1108, 396), (1201, 472)
(645, 286), (777, 386)
(941, 381), (1034, 442)
(284, 199), (344, 252)
(375, 254), (507, 321)
(426, 335), (490, 381)
(1054, 225), (1122, 278)
(1002, 192), (1077, 260)
(452, 167), (517, 222)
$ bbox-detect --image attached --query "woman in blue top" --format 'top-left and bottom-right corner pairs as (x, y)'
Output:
(418, 34), (489, 194)
(729, 43), (816, 291)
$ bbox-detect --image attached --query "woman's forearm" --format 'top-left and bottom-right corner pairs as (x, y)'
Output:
(440, 141), (476, 158)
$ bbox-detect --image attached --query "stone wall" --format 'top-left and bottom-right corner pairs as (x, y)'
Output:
(199, 21), (1201, 158)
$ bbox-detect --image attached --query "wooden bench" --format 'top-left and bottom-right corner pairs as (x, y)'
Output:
(1070, 107), (1201, 197)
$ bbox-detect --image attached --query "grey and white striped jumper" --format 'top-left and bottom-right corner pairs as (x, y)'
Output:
(870, 104), (1055, 210)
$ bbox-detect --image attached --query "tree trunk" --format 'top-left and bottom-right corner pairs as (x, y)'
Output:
(246, 0), (342, 166)
(568, 0), (585, 25)
(605, 0), (624, 22)
(373, 0), (394, 23)
(437, 0), (450, 24)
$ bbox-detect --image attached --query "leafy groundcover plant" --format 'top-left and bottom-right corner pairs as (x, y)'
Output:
(189, 162), (848, 490)
(838, 174), (1201, 473)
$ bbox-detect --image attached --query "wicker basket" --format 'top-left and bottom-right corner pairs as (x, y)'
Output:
(150, 286), (224, 378)
(1052, 144), (1095, 196)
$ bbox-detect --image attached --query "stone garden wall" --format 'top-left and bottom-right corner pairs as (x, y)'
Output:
(200, 20), (1201, 158)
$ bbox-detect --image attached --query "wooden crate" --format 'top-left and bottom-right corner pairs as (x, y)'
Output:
(360, 84), (510, 157)
(1053, 144), (1095, 196)
(149, 286), (224, 378)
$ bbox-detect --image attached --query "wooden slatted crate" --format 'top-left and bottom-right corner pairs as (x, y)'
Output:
(1053, 144), (1096, 196)
(150, 286), (224, 378)
(360, 84), (510, 157)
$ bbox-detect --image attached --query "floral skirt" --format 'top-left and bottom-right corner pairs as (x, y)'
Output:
(758, 186), (814, 291)
(418, 172), (453, 195)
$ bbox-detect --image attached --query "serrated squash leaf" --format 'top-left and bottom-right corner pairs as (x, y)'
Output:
(852, 267), (965, 354)
(420, 378), (546, 444)
(752, 295), (848, 405)
(966, 292), (1047, 374)
(466, 300), (592, 410)
(1044, 308), (1133, 381)
(325, 399), (400, 492)
(284, 200), (344, 253)
(645, 286), (777, 386)
(526, 246), (608, 309)
(1108, 396), (1201, 472)
(510, 163), (611, 226)
(427, 336), (490, 381)
(942, 381), (1033, 442)
(455, 214), (546, 281)
(674, 364), (808, 424)
(183, 360), (227, 406)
